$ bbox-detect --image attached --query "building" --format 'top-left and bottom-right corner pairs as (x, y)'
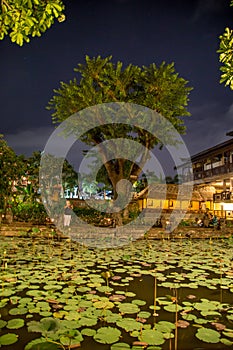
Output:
(182, 133), (233, 219)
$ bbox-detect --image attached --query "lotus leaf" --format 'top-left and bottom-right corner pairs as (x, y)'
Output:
(60, 332), (83, 346)
(156, 321), (176, 333)
(194, 301), (219, 311)
(77, 316), (98, 327)
(94, 326), (121, 344)
(223, 331), (233, 338)
(7, 318), (25, 329)
(96, 286), (113, 293)
(26, 290), (45, 297)
(125, 291), (136, 297)
(27, 317), (60, 333)
(63, 304), (78, 311)
(0, 319), (7, 328)
(78, 300), (93, 308)
(62, 311), (80, 321)
(118, 303), (140, 314)
(137, 311), (151, 318)
(43, 284), (62, 290)
(132, 299), (146, 306)
(195, 327), (220, 343)
(163, 304), (183, 312)
(111, 342), (130, 349)
(221, 338), (233, 346)
(201, 310), (221, 317)
(40, 311), (53, 317)
(116, 318), (142, 332)
(0, 300), (8, 308)
(81, 328), (96, 336)
(1, 289), (15, 297)
(105, 313), (122, 323)
(0, 333), (18, 345)
(19, 297), (33, 304)
(9, 307), (28, 315)
(93, 300), (114, 309)
(194, 318), (209, 324)
(149, 305), (160, 311)
(36, 301), (51, 309)
(24, 337), (59, 350)
(182, 313), (197, 321)
(139, 329), (165, 345)
(114, 268), (126, 273)
(77, 286), (91, 293)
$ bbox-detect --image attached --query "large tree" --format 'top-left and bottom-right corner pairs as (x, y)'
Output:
(47, 56), (192, 202)
(0, 0), (65, 46)
(218, 0), (233, 90)
(0, 134), (25, 212)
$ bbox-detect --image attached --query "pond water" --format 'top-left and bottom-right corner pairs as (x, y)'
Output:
(1, 235), (233, 350)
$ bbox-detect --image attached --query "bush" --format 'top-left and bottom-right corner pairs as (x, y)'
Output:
(179, 220), (190, 227)
(13, 202), (47, 224)
(73, 207), (106, 224)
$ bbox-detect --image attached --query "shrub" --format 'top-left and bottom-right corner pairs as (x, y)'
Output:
(13, 202), (47, 224)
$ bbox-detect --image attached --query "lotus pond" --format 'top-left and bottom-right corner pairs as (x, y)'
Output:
(1, 235), (233, 350)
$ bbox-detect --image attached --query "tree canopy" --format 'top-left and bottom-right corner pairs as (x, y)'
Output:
(47, 56), (192, 199)
(218, 0), (233, 90)
(0, 0), (65, 46)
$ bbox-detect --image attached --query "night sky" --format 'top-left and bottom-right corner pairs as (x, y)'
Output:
(1, 0), (233, 172)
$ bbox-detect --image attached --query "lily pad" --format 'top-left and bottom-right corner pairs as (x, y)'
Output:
(0, 319), (7, 328)
(0, 333), (18, 345)
(94, 326), (121, 344)
(93, 300), (115, 309)
(81, 328), (96, 337)
(163, 304), (183, 312)
(132, 299), (147, 306)
(24, 337), (59, 350)
(27, 317), (60, 333)
(118, 303), (140, 314)
(111, 342), (130, 349)
(116, 318), (141, 332)
(139, 329), (165, 346)
(77, 316), (98, 327)
(137, 311), (151, 319)
(221, 338), (233, 346)
(7, 318), (25, 329)
(9, 307), (28, 315)
(195, 327), (220, 343)
(60, 332), (83, 346)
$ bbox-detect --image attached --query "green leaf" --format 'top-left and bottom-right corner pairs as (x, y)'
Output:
(116, 318), (141, 332)
(27, 317), (60, 333)
(7, 318), (25, 329)
(24, 337), (58, 350)
(221, 338), (233, 346)
(111, 343), (131, 349)
(94, 326), (121, 344)
(139, 329), (165, 346)
(118, 303), (140, 314)
(0, 333), (18, 345)
(195, 328), (220, 343)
